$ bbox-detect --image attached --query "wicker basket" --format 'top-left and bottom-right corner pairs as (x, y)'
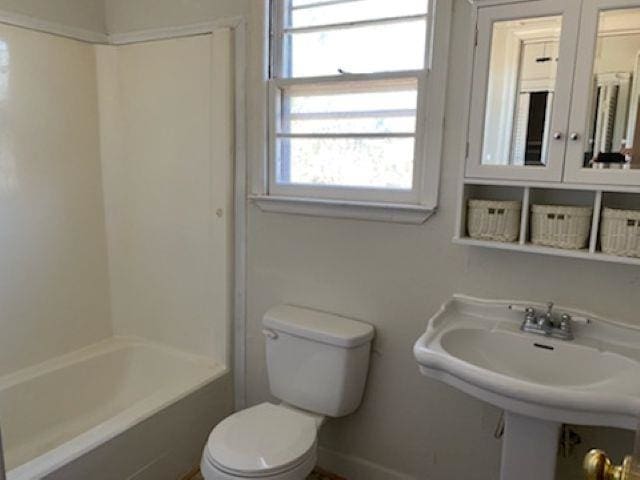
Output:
(530, 204), (593, 250)
(467, 199), (521, 242)
(600, 208), (640, 258)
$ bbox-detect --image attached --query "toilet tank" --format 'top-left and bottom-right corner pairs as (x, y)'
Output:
(262, 305), (375, 417)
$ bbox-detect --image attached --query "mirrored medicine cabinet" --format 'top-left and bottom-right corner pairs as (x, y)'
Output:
(467, 0), (640, 186)
(458, 0), (640, 266)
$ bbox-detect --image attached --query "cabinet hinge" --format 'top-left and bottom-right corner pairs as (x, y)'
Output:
(465, 141), (470, 159)
(474, 27), (479, 47)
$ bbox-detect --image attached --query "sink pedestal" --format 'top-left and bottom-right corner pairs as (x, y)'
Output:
(415, 296), (640, 480)
(500, 412), (561, 480)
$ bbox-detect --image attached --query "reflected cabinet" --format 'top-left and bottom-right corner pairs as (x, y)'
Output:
(467, 0), (640, 186)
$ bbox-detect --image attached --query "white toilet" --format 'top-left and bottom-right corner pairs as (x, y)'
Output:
(201, 305), (375, 480)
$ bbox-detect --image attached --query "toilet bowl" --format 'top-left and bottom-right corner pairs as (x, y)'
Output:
(201, 305), (374, 480)
(201, 403), (323, 480)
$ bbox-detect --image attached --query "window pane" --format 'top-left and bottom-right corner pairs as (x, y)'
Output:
(286, 20), (426, 77)
(276, 137), (414, 189)
(289, 0), (428, 28)
(289, 117), (416, 134)
(281, 80), (418, 134)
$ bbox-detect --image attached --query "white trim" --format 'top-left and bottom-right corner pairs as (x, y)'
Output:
(250, 195), (435, 224)
(418, 0), (452, 210)
(272, 69), (424, 85)
(0, 9), (109, 43)
(0, 12), (247, 46)
(252, 1), (271, 198)
(470, 0), (547, 5)
(269, 182), (420, 204)
(318, 447), (416, 480)
(454, 236), (640, 266)
(292, 0), (368, 10)
(276, 132), (415, 139)
(107, 16), (244, 45)
(231, 22), (248, 411)
(463, 176), (640, 192)
(265, 0), (447, 211)
(249, 195), (435, 225)
(282, 13), (428, 34)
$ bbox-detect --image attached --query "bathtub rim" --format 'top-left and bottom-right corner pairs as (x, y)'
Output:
(3, 336), (228, 480)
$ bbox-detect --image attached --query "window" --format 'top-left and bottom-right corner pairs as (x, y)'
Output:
(266, 0), (443, 210)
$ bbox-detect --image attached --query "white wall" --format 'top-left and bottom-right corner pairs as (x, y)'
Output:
(0, 23), (112, 376)
(0, 0), (106, 37)
(96, 31), (234, 365)
(243, 2), (638, 479)
(99, 0), (636, 477)
(4, 0), (636, 478)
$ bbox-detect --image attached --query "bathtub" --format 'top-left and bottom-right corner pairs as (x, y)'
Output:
(0, 337), (232, 480)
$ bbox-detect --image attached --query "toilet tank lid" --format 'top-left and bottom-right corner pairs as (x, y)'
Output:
(263, 305), (374, 348)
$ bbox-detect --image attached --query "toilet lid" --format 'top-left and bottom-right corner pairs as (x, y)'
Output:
(206, 403), (318, 476)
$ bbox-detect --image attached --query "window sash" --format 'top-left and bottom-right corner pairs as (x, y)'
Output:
(282, 14), (428, 35)
(268, 0), (432, 203)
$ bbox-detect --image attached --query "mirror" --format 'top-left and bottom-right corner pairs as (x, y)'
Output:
(584, 8), (640, 169)
(482, 16), (562, 167)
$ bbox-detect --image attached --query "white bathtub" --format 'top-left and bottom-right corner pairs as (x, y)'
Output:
(0, 337), (231, 480)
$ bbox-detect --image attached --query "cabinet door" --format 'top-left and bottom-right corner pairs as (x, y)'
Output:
(466, 0), (581, 181)
(565, 0), (640, 186)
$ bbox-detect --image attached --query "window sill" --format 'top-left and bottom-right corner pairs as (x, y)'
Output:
(250, 195), (436, 224)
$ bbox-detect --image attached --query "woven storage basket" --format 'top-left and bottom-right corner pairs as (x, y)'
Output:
(531, 204), (593, 250)
(600, 208), (640, 258)
(467, 199), (521, 242)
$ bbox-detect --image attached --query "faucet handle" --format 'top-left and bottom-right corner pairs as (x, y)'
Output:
(524, 307), (536, 326)
(508, 304), (536, 314)
(559, 313), (572, 331)
(546, 302), (554, 315)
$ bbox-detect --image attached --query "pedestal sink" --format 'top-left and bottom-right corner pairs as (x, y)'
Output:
(413, 295), (640, 480)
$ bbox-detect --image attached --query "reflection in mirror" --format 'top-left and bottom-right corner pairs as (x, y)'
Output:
(482, 16), (561, 167)
(586, 9), (640, 169)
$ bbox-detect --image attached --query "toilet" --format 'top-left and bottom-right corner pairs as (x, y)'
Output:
(201, 305), (375, 480)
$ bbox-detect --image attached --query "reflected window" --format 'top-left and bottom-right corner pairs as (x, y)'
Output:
(585, 9), (640, 169)
(513, 91), (553, 166)
(482, 17), (561, 167)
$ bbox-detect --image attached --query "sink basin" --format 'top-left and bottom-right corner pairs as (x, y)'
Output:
(440, 328), (637, 388)
(414, 295), (640, 480)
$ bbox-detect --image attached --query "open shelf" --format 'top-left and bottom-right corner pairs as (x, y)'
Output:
(453, 236), (640, 266)
(456, 181), (640, 266)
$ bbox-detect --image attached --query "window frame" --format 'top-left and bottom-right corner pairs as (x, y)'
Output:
(252, 0), (451, 223)
(268, 0), (435, 204)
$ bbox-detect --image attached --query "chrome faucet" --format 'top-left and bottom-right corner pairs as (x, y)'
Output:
(510, 302), (591, 341)
(539, 302), (555, 331)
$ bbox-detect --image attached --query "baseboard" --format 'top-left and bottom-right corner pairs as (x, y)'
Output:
(317, 447), (416, 480)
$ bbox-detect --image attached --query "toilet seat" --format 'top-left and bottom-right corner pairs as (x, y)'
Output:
(203, 403), (319, 479)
